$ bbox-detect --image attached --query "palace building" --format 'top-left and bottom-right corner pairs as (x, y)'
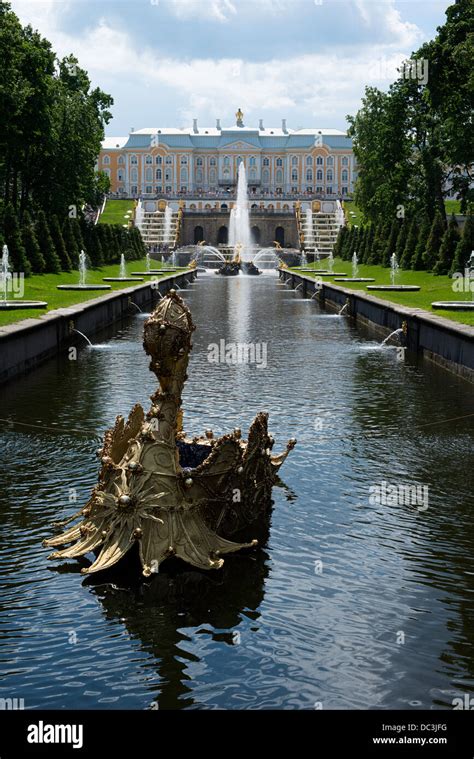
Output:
(98, 110), (355, 202)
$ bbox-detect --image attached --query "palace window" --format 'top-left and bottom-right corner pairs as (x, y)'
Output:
(306, 170), (313, 181)
(317, 169), (323, 181)
(342, 186), (348, 195)
(224, 156), (230, 166)
(223, 168), (230, 177)
(276, 158), (283, 167)
(342, 169), (348, 182)
(117, 169), (124, 181)
(327, 186), (333, 194)
(130, 155), (138, 165)
(210, 157), (217, 166)
(306, 156), (313, 166)
(156, 169), (162, 180)
(237, 156), (244, 167)
(156, 186), (162, 193)
(291, 187), (298, 193)
(165, 170), (172, 181)
(263, 157), (270, 166)
(262, 169), (270, 184)
(181, 168), (188, 181)
(316, 156), (323, 165)
(145, 155), (152, 164)
(327, 156), (334, 166)
(165, 156), (173, 165)
(181, 156), (188, 165)
(291, 170), (298, 182)
(145, 168), (153, 182)
(103, 155), (110, 165)
(145, 186), (152, 194)
(103, 168), (111, 178)
(118, 155), (124, 165)
(131, 186), (137, 194)
(156, 156), (162, 165)
(292, 156), (298, 166)
(276, 169), (283, 183)
(327, 170), (333, 181)
(306, 187), (313, 193)
(131, 168), (138, 182)
(209, 169), (216, 183)
(249, 168), (257, 180)
(249, 156), (256, 167)
(316, 186), (323, 193)
(166, 186), (172, 193)
(342, 156), (349, 166)
(196, 157), (203, 166)
(196, 169), (203, 182)
(180, 186), (187, 192)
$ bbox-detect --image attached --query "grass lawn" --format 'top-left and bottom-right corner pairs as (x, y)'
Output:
(343, 201), (364, 228)
(0, 258), (168, 328)
(99, 199), (135, 225)
(342, 200), (463, 229)
(291, 258), (474, 327)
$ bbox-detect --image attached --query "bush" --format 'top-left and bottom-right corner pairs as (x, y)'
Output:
(433, 214), (460, 275)
(3, 204), (31, 276)
(21, 210), (45, 273)
(423, 210), (446, 270)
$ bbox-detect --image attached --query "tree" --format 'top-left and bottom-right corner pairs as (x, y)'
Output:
(70, 217), (85, 255)
(400, 218), (418, 269)
(423, 210), (446, 270)
(367, 220), (388, 265)
(36, 210), (61, 273)
(50, 214), (71, 271)
(450, 214), (474, 277)
(3, 203), (31, 275)
(411, 216), (431, 270)
(333, 226), (348, 259)
(356, 226), (366, 262)
(21, 210), (45, 273)
(382, 219), (400, 268)
(342, 226), (354, 260)
(80, 219), (103, 267)
(0, 3), (113, 217)
(394, 218), (408, 263)
(360, 224), (374, 263)
(347, 1), (474, 223)
(62, 218), (80, 269)
(433, 214), (460, 275)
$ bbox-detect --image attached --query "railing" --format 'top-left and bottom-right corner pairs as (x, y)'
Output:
(107, 190), (352, 202)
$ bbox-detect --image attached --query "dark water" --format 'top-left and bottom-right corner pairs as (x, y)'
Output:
(1, 272), (473, 710)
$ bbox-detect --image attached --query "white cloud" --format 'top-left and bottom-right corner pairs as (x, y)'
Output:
(162, 0), (293, 22)
(10, 0), (423, 129)
(354, 0), (422, 48)
(168, 0), (237, 22)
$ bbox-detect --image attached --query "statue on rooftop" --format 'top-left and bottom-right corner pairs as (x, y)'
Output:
(236, 108), (244, 127)
(44, 291), (295, 575)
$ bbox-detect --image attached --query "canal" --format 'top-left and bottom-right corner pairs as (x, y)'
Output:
(1, 272), (473, 710)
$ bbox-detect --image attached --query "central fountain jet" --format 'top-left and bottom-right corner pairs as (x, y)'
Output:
(44, 290), (295, 575)
(219, 162), (261, 276)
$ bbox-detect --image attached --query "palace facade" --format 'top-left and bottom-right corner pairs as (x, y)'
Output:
(98, 111), (355, 202)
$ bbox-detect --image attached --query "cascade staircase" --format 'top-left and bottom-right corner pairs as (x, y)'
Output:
(295, 207), (341, 258)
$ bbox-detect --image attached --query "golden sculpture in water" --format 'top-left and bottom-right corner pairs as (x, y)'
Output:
(44, 291), (295, 575)
(233, 243), (243, 264)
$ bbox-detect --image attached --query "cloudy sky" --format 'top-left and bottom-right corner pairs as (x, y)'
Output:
(12, 0), (450, 135)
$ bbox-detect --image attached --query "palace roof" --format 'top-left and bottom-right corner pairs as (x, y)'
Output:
(101, 124), (352, 152)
